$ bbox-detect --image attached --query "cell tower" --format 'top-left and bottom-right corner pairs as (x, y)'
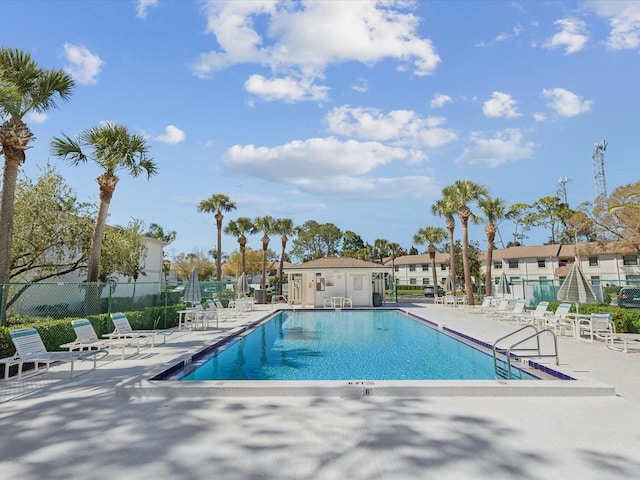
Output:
(592, 140), (608, 199)
(557, 176), (572, 204)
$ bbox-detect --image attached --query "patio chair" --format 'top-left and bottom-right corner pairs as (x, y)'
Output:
(9, 327), (107, 379)
(544, 303), (573, 336)
(211, 299), (233, 321)
(192, 301), (218, 329)
(481, 298), (510, 318)
(61, 319), (146, 360)
(342, 297), (353, 308)
(106, 312), (173, 347)
(578, 313), (615, 343)
(464, 296), (494, 314)
(510, 301), (549, 326)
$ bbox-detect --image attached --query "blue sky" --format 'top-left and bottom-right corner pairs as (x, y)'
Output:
(3, 0), (640, 259)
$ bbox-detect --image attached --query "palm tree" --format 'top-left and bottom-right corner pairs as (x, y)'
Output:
(273, 218), (295, 296)
(253, 216), (275, 292)
(50, 123), (156, 283)
(386, 242), (402, 294)
(478, 196), (508, 296)
(431, 197), (458, 295)
(0, 47), (74, 296)
(198, 194), (236, 281)
(373, 238), (390, 264)
(224, 217), (254, 276)
(146, 223), (177, 244)
(413, 226), (447, 294)
(441, 180), (488, 305)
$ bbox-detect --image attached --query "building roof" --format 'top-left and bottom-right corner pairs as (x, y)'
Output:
(558, 241), (635, 258)
(488, 244), (562, 261)
(284, 257), (389, 270)
(387, 253), (449, 266)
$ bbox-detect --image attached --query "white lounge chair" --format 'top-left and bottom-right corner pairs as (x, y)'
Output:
(544, 303), (573, 335)
(464, 296), (495, 314)
(578, 313), (615, 343)
(106, 312), (173, 347)
(342, 297), (353, 308)
(481, 298), (510, 318)
(9, 327), (106, 379)
(511, 301), (550, 326)
(61, 319), (146, 360)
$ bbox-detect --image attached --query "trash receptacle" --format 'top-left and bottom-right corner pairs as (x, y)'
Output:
(372, 292), (382, 307)
(254, 289), (267, 304)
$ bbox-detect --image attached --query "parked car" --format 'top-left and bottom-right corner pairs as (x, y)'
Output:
(618, 286), (640, 308)
(424, 286), (445, 297)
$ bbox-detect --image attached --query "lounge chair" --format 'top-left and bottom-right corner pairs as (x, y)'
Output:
(464, 296), (495, 314)
(211, 299), (233, 321)
(106, 312), (173, 347)
(544, 303), (573, 335)
(578, 313), (615, 343)
(9, 327), (106, 379)
(481, 298), (510, 318)
(510, 301), (549, 326)
(342, 297), (353, 308)
(61, 319), (146, 360)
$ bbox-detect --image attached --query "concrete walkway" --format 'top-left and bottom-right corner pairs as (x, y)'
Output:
(1, 304), (639, 479)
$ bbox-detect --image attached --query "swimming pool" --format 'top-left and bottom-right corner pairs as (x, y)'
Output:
(178, 309), (538, 381)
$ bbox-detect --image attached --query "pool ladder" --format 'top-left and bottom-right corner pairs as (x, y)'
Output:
(492, 325), (559, 380)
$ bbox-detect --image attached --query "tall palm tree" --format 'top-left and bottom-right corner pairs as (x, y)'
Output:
(413, 226), (447, 294)
(478, 196), (508, 296)
(224, 217), (254, 276)
(50, 123), (156, 283)
(0, 47), (74, 295)
(386, 242), (402, 293)
(442, 180), (488, 305)
(198, 194), (236, 281)
(253, 215), (276, 292)
(374, 238), (390, 264)
(431, 197), (458, 295)
(273, 218), (295, 296)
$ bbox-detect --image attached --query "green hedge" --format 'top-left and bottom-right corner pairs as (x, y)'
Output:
(0, 304), (185, 360)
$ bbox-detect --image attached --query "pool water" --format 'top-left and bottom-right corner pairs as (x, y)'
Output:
(182, 310), (538, 381)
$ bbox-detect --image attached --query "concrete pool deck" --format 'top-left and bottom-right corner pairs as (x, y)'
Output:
(1, 303), (640, 479)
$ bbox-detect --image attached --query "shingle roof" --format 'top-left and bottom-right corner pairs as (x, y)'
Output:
(387, 253), (449, 266)
(489, 244), (562, 261)
(285, 257), (389, 270)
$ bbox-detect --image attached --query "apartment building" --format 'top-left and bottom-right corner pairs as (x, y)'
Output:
(485, 242), (640, 286)
(387, 253), (451, 287)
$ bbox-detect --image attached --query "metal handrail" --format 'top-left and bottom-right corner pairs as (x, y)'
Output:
(492, 326), (559, 379)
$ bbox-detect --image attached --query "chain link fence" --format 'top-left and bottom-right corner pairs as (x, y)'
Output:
(0, 280), (237, 368)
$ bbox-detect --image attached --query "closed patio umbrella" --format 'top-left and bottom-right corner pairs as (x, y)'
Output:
(183, 267), (201, 306)
(237, 272), (249, 298)
(497, 271), (511, 298)
(444, 274), (455, 293)
(556, 260), (597, 314)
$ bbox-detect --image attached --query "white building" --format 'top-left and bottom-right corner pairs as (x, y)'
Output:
(283, 258), (390, 307)
(386, 253), (451, 287)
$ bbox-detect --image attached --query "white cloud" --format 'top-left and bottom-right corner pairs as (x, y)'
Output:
(541, 88), (593, 117)
(63, 44), (104, 85)
(587, 0), (640, 50)
(136, 0), (158, 20)
(533, 112), (547, 122)
(27, 112), (47, 124)
(542, 18), (588, 54)
(351, 78), (368, 93)
(155, 125), (186, 145)
(222, 136), (438, 200)
(325, 105), (457, 149)
(482, 92), (521, 118)
(193, 1), (440, 101)
(476, 25), (523, 47)
(495, 25), (524, 42)
(244, 74), (329, 102)
(455, 128), (536, 167)
(430, 93), (453, 109)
